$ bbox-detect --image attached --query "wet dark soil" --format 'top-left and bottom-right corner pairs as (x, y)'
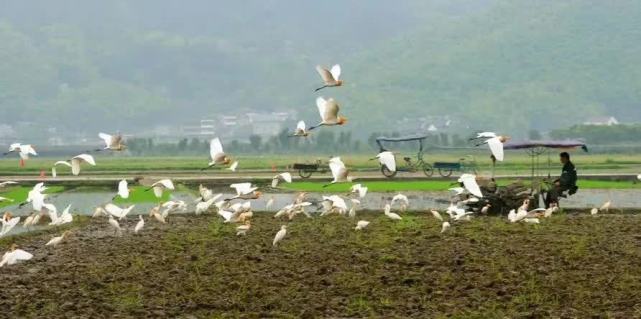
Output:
(1, 212), (641, 318)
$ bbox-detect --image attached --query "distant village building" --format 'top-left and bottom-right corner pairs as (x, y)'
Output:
(583, 116), (619, 126)
(181, 119), (216, 138)
(246, 112), (291, 136)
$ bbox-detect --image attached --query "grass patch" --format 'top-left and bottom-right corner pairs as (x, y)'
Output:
(112, 186), (170, 204)
(0, 186), (66, 209)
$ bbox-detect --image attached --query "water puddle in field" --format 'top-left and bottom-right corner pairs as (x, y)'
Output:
(1, 187), (640, 237)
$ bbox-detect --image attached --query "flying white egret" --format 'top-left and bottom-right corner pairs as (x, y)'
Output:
(448, 187), (465, 195)
(0, 213), (20, 237)
(97, 132), (126, 151)
(0, 244), (33, 267)
(195, 197), (217, 215)
(3, 143), (37, 166)
(355, 220), (370, 230)
(373, 151), (396, 173)
(0, 181), (17, 188)
(0, 196), (13, 203)
(46, 231), (71, 247)
(203, 137), (232, 170)
(228, 183), (262, 200)
(441, 222), (451, 233)
(104, 203), (135, 220)
(458, 174), (483, 198)
(148, 179), (175, 198)
(115, 179), (131, 199)
(272, 172), (293, 188)
(161, 200), (188, 218)
(134, 215), (145, 234)
(384, 203), (402, 221)
(391, 194), (409, 211)
(473, 132), (510, 161)
(320, 195), (348, 215)
(350, 184), (368, 198)
(236, 221), (251, 236)
(315, 64), (343, 91)
(273, 225), (287, 246)
(324, 157), (353, 187)
(291, 120), (310, 137)
(49, 204), (73, 226)
(52, 154), (96, 176)
(308, 97), (347, 130)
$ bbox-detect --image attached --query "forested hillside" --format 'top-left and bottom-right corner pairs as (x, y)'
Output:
(0, 0), (639, 138)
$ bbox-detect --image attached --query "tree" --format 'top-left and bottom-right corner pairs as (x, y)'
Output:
(249, 134), (262, 152)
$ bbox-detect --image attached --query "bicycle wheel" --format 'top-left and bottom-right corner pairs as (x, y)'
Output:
(422, 163), (434, 177)
(381, 165), (397, 178)
(438, 168), (452, 177)
(298, 169), (313, 179)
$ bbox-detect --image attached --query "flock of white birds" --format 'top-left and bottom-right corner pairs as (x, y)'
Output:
(0, 64), (614, 268)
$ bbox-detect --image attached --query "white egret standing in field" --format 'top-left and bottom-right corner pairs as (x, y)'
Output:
(600, 200), (611, 213)
(46, 231), (71, 247)
(236, 220), (251, 236)
(315, 64), (343, 91)
(273, 225), (287, 246)
(149, 205), (167, 224)
(108, 215), (122, 236)
(308, 97), (347, 130)
(441, 222), (451, 233)
(134, 215), (145, 234)
(324, 157), (354, 187)
(272, 172), (293, 188)
(265, 196), (275, 211)
(291, 120), (309, 137)
(0, 244), (33, 267)
(355, 220), (370, 230)
(148, 179), (174, 199)
(458, 174), (483, 198)
(431, 210), (444, 222)
(384, 203), (402, 221)
(348, 199), (360, 218)
(202, 137), (232, 170)
(591, 207), (599, 215)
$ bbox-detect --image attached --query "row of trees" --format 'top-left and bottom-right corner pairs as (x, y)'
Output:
(124, 129), (493, 156)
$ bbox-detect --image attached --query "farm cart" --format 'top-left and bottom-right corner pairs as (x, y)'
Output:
(292, 160), (328, 179)
(432, 155), (478, 177)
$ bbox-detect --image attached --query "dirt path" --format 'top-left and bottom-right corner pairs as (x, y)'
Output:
(1, 213), (641, 318)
